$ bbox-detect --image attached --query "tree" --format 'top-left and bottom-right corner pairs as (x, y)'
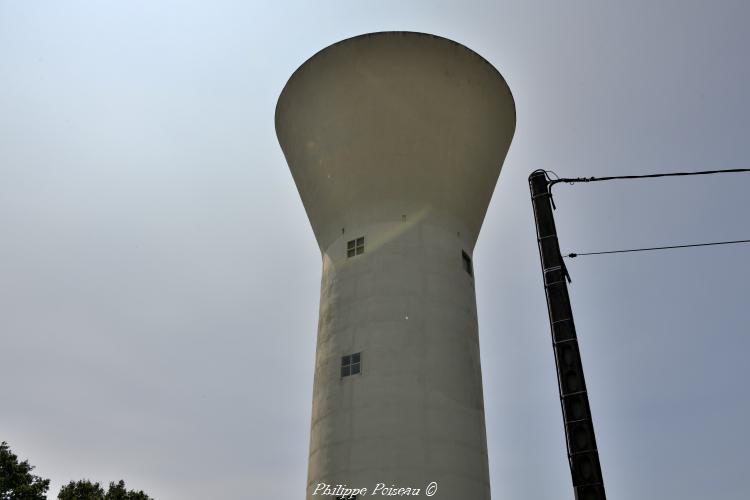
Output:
(0, 441), (50, 500)
(58, 479), (152, 500)
(57, 480), (104, 500)
(102, 480), (151, 500)
(1, 442), (151, 500)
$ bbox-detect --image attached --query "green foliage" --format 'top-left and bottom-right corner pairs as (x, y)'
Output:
(0, 441), (50, 500)
(102, 480), (151, 500)
(58, 479), (152, 500)
(57, 480), (105, 500)
(1, 442), (151, 500)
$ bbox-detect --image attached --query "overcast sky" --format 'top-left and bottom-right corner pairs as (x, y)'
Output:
(1, 1), (749, 499)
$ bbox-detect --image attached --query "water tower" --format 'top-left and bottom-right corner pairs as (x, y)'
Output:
(276, 32), (515, 499)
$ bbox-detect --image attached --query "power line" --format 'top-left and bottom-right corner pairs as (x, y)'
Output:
(540, 168), (750, 258)
(566, 238), (750, 258)
(549, 168), (750, 187)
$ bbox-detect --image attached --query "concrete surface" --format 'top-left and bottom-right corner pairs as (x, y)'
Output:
(276, 32), (516, 499)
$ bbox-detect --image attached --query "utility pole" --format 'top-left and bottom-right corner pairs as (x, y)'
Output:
(529, 170), (606, 500)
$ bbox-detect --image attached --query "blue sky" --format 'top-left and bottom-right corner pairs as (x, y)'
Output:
(1, 1), (748, 498)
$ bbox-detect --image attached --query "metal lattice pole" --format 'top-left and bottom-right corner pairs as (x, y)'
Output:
(529, 170), (606, 500)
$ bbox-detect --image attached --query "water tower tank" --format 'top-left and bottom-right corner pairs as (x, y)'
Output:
(276, 31), (515, 499)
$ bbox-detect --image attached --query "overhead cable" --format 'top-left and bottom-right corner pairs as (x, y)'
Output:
(549, 168), (750, 188)
(565, 239), (750, 258)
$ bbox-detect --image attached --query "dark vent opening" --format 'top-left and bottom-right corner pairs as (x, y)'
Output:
(462, 250), (473, 277)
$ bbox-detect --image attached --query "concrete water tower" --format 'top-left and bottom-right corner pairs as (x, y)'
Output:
(276, 32), (515, 499)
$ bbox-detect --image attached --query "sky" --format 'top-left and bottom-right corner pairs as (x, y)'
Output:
(1, 1), (748, 499)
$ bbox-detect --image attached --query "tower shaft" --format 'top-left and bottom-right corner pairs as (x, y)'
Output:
(309, 214), (488, 498)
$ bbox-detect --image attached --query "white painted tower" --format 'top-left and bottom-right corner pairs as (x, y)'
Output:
(276, 32), (515, 499)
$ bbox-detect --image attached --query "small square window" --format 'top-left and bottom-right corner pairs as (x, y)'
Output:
(462, 250), (473, 277)
(341, 352), (362, 377)
(347, 236), (365, 257)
